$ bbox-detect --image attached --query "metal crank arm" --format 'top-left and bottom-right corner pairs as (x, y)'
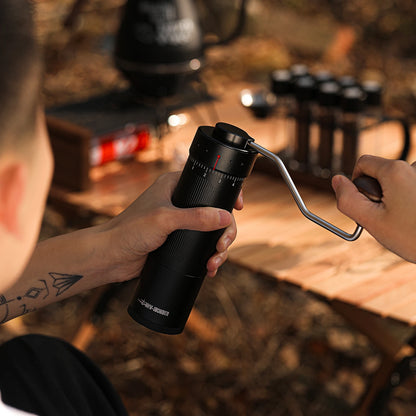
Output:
(248, 141), (363, 241)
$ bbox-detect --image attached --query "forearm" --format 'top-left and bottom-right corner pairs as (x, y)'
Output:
(0, 225), (115, 323)
(0, 172), (240, 324)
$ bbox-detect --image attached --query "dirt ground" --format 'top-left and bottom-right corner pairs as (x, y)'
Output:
(1, 1), (416, 415)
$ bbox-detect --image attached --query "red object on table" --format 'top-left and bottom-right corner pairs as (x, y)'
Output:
(90, 124), (150, 166)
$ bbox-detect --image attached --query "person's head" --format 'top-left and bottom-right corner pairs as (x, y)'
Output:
(0, 0), (53, 290)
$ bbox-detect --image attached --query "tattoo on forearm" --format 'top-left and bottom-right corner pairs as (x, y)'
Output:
(0, 272), (83, 323)
(48, 272), (83, 296)
(0, 295), (13, 324)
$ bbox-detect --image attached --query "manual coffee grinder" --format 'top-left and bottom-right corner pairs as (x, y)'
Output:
(127, 122), (381, 334)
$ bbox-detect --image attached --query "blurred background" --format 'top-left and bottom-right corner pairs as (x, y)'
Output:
(35, 0), (416, 116)
(2, 0), (416, 415)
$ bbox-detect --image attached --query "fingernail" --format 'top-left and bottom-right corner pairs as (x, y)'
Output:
(218, 210), (231, 227)
(222, 237), (231, 250)
(331, 175), (344, 192)
(211, 255), (221, 269)
(237, 193), (244, 208)
(215, 255), (222, 266)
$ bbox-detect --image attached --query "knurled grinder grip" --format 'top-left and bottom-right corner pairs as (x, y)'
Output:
(128, 123), (258, 334)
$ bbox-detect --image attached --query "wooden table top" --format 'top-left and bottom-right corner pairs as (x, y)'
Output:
(49, 83), (416, 326)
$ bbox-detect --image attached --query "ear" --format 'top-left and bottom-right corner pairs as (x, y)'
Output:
(0, 161), (26, 238)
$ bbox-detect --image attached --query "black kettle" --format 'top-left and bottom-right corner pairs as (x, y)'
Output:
(114, 0), (247, 97)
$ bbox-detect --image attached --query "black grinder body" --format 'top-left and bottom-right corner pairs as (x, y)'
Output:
(128, 123), (258, 334)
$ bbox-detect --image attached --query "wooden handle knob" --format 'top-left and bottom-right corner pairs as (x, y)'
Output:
(353, 175), (383, 203)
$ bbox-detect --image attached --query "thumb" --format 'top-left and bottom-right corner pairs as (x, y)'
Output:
(332, 174), (380, 227)
(167, 206), (232, 233)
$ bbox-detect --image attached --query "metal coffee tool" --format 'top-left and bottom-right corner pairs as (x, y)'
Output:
(128, 122), (381, 334)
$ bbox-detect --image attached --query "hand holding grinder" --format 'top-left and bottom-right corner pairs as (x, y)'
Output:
(128, 122), (382, 334)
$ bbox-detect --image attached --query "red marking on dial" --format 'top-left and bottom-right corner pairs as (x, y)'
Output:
(213, 154), (221, 170)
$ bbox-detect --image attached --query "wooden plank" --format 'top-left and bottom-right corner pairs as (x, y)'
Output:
(388, 297), (416, 326)
(361, 265), (416, 317)
(278, 240), (376, 290)
(337, 260), (414, 305)
(304, 246), (395, 297)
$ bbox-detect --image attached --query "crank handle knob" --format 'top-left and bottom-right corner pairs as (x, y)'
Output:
(353, 175), (383, 203)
